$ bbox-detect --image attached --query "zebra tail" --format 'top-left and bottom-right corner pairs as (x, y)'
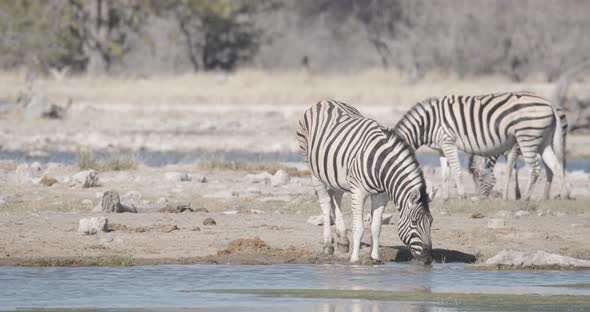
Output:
(550, 105), (566, 171)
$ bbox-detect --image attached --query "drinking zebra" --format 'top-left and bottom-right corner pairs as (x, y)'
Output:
(394, 92), (568, 201)
(296, 100), (433, 264)
(468, 106), (568, 199)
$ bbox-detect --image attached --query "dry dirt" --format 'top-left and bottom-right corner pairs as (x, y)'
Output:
(0, 161), (588, 266)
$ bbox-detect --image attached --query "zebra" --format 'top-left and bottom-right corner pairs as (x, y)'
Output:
(296, 100), (433, 264)
(468, 106), (568, 199)
(394, 92), (568, 201)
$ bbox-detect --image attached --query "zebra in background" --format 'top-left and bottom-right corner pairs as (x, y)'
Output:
(394, 92), (568, 201)
(469, 106), (568, 199)
(296, 100), (433, 264)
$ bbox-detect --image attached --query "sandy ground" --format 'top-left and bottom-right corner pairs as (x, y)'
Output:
(0, 160), (588, 266)
(0, 73), (589, 266)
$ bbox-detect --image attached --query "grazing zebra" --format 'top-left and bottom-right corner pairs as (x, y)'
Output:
(296, 100), (433, 264)
(469, 106), (568, 199)
(394, 92), (568, 201)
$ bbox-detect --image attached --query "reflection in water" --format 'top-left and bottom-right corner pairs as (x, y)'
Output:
(316, 301), (454, 312)
(0, 264), (588, 311)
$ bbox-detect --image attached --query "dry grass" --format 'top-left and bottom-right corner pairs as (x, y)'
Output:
(1, 69), (588, 106)
(77, 150), (137, 172)
(198, 159), (309, 177)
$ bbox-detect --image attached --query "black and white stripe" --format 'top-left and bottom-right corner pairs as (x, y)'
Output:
(469, 106), (568, 199)
(395, 92), (568, 200)
(297, 100), (433, 263)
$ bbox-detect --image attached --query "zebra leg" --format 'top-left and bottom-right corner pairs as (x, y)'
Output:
(439, 156), (450, 201)
(350, 189), (369, 263)
(311, 176), (335, 255)
(541, 145), (568, 200)
(332, 190), (349, 253)
(369, 193), (388, 260)
(441, 143), (465, 198)
(504, 147), (519, 200)
(467, 154), (481, 195)
(514, 163), (521, 200)
(521, 152), (541, 201)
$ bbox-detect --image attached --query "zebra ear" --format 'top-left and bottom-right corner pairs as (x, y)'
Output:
(409, 188), (421, 204)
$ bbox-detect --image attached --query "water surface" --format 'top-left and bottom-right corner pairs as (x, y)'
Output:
(1, 263), (589, 311)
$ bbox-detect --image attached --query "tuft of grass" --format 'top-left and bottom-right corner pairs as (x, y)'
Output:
(77, 150), (138, 172)
(20, 256), (135, 267)
(198, 159), (308, 177)
(204, 289), (590, 307)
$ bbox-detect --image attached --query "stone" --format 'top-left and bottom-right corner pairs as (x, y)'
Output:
(39, 176), (58, 187)
(78, 217), (108, 235)
(122, 191), (142, 201)
(101, 190), (137, 213)
(244, 172), (272, 184)
(81, 199), (93, 205)
(487, 218), (506, 229)
(307, 215), (324, 226)
(222, 210), (239, 215)
(191, 227), (201, 231)
(15, 163), (43, 184)
(159, 206), (178, 213)
(71, 170), (100, 188)
(270, 169), (290, 187)
(203, 217), (217, 226)
(165, 172), (192, 182)
(470, 212), (485, 219)
(485, 250), (590, 267)
(515, 210), (530, 217)
(247, 209), (265, 214)
(24, 94), (69, 120)
(194, 208), (209, 213)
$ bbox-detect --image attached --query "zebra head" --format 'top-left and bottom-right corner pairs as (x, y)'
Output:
(399, 187), (433, 265)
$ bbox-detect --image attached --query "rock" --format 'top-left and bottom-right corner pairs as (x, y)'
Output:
(247, 209), (265, 214)
(191, 227), (201, 231)
(222, 210), (239, 215)
(515, 210), (530, 217)
(24, 94), (69, 120)
(177, 203), (193, 212)
(81, 199), (93, 205)
(165, 172), (192, 182)
(39, 176), (58, 187)
(381, 213), (393, 225)
(160, 224), (179, 233)
(122, 191), (142, 201)
(159, 206), (178, 213)
(71, 170), (100, 188)
(15, 163), (43, 184)
(270, 169), (290, 187)
(485, 250), (590, 267)
(487, 218), (506, 229)
(203, 217), (217, 226)
(470, 212), (485, 219)
(78, 217), (108, 235)
(244, 172), (272, 184)
(101, 190), (137, 213)
(307, 215), (324, 226)
(194, 208), (209, 213)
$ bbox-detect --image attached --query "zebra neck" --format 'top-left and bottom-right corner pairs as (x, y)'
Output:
(375, 139), (422, 209)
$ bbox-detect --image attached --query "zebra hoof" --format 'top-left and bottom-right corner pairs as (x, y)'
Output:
(337, 241), (349, 253)
(323, 245), (334, 255)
